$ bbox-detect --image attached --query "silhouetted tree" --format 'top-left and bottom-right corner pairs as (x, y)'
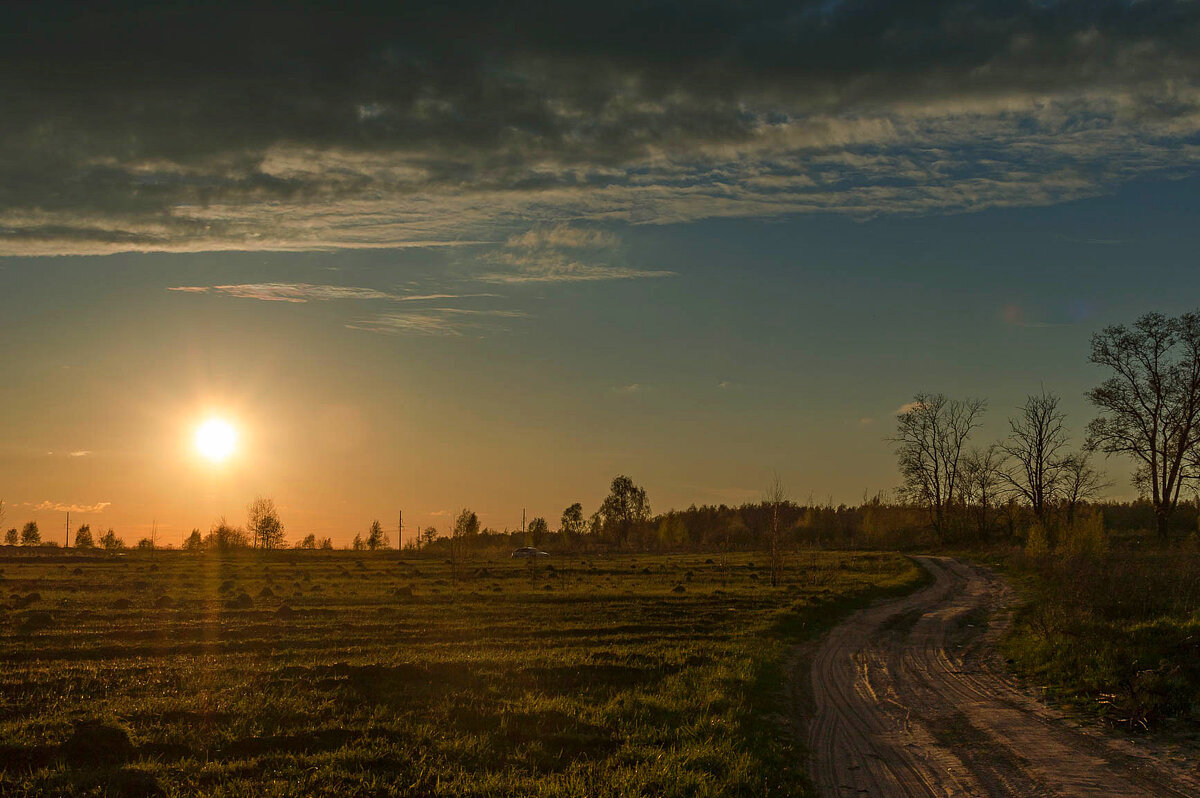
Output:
(204, 519), (246, 551)
(1060, 451), (1109, 527)
(453, 509), (479, 539)
(559, 502), (586, 543)
(21, 521), (40, 546)
(4, 528), (16, 546)
(136, 537), (154, 550)
(74, 524), (95, 549)
(1000, 390), (1070, 525)
(366, 520), (387, 550)
(99, 528), (125, 550)
(352, 533), (366, 551)
(247, 497), (285, 549)
(892, 393), (986, 540)
(962, 445), (1004, 541)
(764, 473), (786, 586)
(183, 529), (203, 551)
(1087, 311), (1200, 540)
(299, 533), (317, 549)
(598, 475), (651, 547)
(527, 516), (549, 546)
(319, 537), (333, 550)
(419, 526), (438, 548)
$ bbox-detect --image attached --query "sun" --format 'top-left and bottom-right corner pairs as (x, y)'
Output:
(195, 418), (237, 462)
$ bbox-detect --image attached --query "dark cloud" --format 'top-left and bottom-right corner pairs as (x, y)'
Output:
(2, 1), (1199, 254)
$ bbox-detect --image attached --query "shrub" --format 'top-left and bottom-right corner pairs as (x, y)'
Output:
(1024, 521), (1051, 559)
(1060, 508), (1108, 560)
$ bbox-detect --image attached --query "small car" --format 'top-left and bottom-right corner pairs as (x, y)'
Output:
(510, 546), (549, 559)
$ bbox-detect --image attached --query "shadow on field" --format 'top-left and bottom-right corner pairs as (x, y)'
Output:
(0, 720), (167, 798)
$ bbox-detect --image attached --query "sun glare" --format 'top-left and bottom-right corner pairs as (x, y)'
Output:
(195, 418), (237, 462)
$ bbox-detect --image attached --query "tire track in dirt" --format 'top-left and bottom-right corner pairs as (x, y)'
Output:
(804, 556), (1200, 797)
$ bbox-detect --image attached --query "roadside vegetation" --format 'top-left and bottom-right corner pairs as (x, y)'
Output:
(0, 548), (922, 797)
(1000, 535), (1200, 732)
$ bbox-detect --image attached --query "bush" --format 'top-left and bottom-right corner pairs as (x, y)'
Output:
(1024, 521), (1050, 559)
(1060, 509), (1108, 559)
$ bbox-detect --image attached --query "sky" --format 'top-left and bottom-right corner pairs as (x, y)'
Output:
(3, 1), (1200, 544)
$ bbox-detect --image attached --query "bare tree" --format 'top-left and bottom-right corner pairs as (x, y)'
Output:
(962, 445), (1005, 542)
(891, 393), (987, 541)
(247, 497), (285, 549)
(999, 390), (1070, 524)
(1060, 451), (1110, 526)
(764, 472), (787, 586)
(1087, 311), (1200, 540)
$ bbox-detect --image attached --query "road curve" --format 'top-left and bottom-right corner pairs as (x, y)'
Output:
(805, 556), (1200, 797)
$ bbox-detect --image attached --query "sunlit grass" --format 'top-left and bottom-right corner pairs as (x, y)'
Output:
(0, 549), (922, 796)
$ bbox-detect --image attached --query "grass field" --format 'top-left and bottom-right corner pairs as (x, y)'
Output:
(1000, 542), (1200, 733)
(0, 548), (922, 797)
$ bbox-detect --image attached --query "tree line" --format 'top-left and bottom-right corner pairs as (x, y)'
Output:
(5, 311), (1195, 554)
(893, 310), (1200, 545)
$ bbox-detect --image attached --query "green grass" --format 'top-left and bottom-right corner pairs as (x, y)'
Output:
(999, 545), (1200, 732)
(0, 548), (922, 796)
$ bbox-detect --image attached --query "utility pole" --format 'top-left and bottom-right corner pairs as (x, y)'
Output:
(398, 510), (403, 551)
(66, 511), (70, 548)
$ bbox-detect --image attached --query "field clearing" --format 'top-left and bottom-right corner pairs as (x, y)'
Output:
(0, 549), (922, 797)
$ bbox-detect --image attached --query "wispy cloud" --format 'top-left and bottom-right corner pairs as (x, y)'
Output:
(479, 224), (674, 284)
(346, 308), (529, 337)
(611, 383), (646, 395)
(896, 401), (924, 415)
(169, 283), (501, 303)
(168, 283), (395, 302)
(68, 450), (92, 457)
(30, 500), (112, 513)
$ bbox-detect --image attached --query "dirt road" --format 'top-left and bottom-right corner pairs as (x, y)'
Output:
(804, 556), (1200, 797)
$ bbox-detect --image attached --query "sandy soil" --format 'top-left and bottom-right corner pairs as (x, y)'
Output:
(803, 556), (1200, 797)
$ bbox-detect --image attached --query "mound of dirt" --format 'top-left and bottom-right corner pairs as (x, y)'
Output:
(223, 593), (253, 610)
(61, 719), (133, 767)
(112, 598), (133, 610)
(18, 610), (54, 632)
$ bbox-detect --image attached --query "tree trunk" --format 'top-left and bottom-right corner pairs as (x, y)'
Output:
(1155, 506), (1170, 542)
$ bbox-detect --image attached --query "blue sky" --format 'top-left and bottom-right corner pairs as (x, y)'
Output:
(5, 174), (1198, 538)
